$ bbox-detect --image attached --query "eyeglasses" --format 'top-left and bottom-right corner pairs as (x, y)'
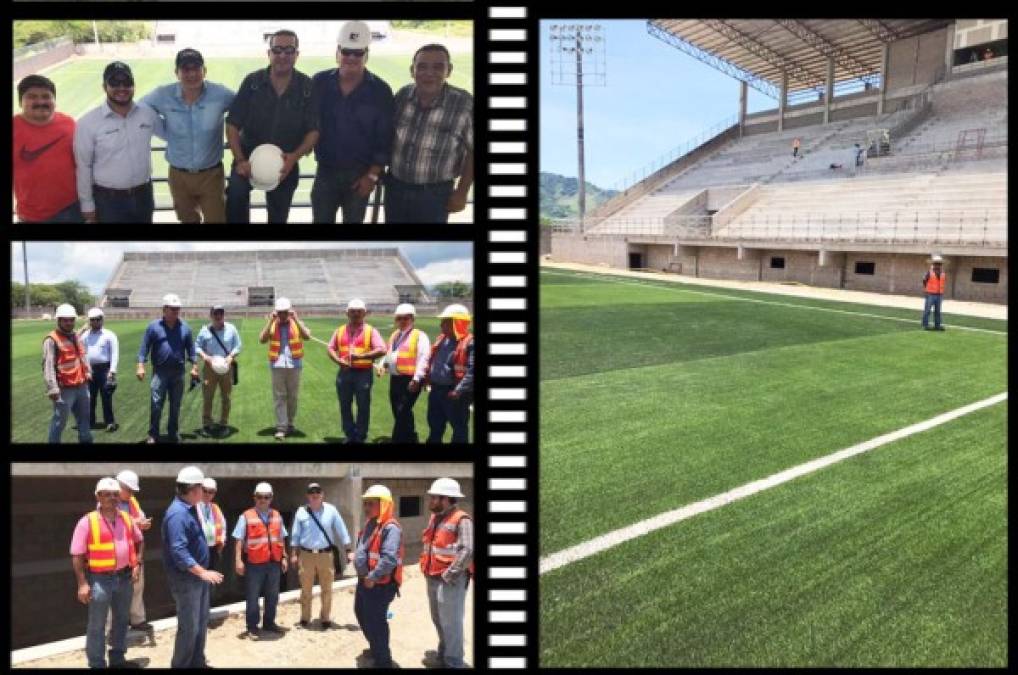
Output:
(202, 489), (216, 494)
(255, 494), (272, 500)
(89, 318), (103, 322)
(270, 46), (297, 55)
(97, 491), (119, 498)
(340, 49), (366, 58)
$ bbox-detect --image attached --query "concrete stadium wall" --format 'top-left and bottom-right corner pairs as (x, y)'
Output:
(550, 233), (627, 269)
(886, 27), (949, 93)
(759, 250), (845, 288)
(698, 247), (763, 282)
(951, 256), (1008, 303)
(13, 40), (77, 81)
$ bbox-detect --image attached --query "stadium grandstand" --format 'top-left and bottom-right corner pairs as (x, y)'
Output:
(98, 248), (434, 316)
(550, 19), (1007, 303)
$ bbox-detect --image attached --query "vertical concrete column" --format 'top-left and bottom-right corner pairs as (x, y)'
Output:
(344, 466), (363, 540)
(739, 80), (748, 137)
(943, 22), (956, 80)
(823, 57), (835, 124)
(777, 71), (788, 132)
(877, 43), (890, 115)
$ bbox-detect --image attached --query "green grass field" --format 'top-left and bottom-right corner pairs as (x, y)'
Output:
(12, 316), (472, 444)
(13, 54), (474, 210)
(539, 269), (1007, 667)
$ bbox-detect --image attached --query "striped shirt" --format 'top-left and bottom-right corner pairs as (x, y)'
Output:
(390, 83), (473, 184)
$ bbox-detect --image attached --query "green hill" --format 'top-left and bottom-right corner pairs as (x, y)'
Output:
(540, 172), (618, 221)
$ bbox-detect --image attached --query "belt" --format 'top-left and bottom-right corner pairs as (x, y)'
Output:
(171, 161), (223, 174)
(386, 175), (455, 189)
(301, 547), (331, 553)
(93, 182), (151, 196)
(92, 567), (132, 577)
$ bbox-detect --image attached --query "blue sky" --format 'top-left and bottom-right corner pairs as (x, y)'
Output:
(540, 20), (776, 190)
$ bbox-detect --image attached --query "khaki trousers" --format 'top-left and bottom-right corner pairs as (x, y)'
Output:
(201, 363), (233, 426)
(298, 550), (335, 622)
(168, 165), (226, 224)
(271, 367), (301, 432)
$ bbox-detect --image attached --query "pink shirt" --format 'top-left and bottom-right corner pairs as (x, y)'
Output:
(70, 510), (144, 571)
(328, 323), (388, 354)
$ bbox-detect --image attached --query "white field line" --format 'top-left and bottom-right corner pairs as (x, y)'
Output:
(540, 392), (1008, 575)
(540, 269), (1007, 336)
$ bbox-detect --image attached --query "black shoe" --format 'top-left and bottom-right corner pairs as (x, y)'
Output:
(130, 622), (153, 631)
(262, 623), (286, 633)
(934, 326), (945, 331)
(321, 620), (332, 629)
(108, 660), (142, 669)
(244, 627), (260, 639)
(298, 620), (309, 627)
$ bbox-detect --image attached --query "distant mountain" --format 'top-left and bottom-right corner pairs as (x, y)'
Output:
(540, 172), (619, 221)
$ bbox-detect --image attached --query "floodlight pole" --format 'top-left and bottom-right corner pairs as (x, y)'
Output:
(575, 32), (586, 230)
(23, 242), (30, 313)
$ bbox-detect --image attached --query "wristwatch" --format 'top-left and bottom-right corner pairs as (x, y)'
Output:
(366, 173), (380, 184)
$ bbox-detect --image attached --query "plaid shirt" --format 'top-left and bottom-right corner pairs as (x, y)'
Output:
(390, 83), (473, 184)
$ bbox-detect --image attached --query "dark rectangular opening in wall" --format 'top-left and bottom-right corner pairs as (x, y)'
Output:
(399, 495), (421, 518)
(770, 257), (785, 269)
(971, 267), (1000, 284)
(628, 253), (643, 270)
(855, 261), (875, 275)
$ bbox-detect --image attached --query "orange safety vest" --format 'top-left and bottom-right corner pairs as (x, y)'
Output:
(428, 334), (473, 382)
(267, 318), (304, 361)
(388, 328), (421, 376)
(334, 324), (375, 369)
(243, 508), (285, 564)
(925, 269), (946, 295)
(47, 330), (88, 388)
(86, 510), (138, 573)
(211, 502), (226, 546)
(360, 518), (404, 587)
(419, 508), (475, 578)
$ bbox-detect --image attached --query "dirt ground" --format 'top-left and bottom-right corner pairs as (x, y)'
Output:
(15, 568), (473, 669)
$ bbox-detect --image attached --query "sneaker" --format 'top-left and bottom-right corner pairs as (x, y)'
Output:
(202, 424), (214, 435)
(146, 436), (157, 444)
(130, 622), (153, 631)
(244, 628), (260, 639)
(106, 423), (119, 433)
(275, 431), (286, 441)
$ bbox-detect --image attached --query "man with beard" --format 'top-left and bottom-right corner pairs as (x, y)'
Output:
(13, 74), (82, 223)
(73, 61), (161, 223)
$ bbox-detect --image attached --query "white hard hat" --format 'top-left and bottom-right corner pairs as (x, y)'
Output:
(274, 297), (292, 312)
(163, 293), (182, 308)
(210, 355), (230, 375)
(95, 477), (120, 495)
(254, 482), (273, 495)
(176, 466), (205, 485)
(202, 477), (217, 490)
(249, 143), (284, 191)
(116, 470), (140, 492)
(55, 303), (77, 319)
(347, 298), (367, 311)
(337, 20), (372, 50)
(87, 307), (104, 319)
(361, 484), (392, 500)
(439, 303), (471, 320)
(931, 254), (944, 263)
(394, 303), (416, 317)
(427, 477), (464, 499)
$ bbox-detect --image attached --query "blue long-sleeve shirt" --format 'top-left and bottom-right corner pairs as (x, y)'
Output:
(354, 519), (401, 582)
(291, 503), (351, 550)
(141, 81), (235, 171)
(138, 318), (194, 372)
(311, 68), (394, 170)
(161, 496), (209, 577)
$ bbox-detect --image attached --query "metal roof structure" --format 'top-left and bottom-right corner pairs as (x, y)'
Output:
(648, 19), (953, 101)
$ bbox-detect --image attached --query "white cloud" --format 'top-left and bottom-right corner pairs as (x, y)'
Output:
(414, 258), (474, 287)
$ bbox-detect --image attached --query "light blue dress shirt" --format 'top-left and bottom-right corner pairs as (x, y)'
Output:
(141, 81), (235, 171)
(80, 327), (120, 371)
(195, 322), (242, 359)
(291, 503), (351, 549)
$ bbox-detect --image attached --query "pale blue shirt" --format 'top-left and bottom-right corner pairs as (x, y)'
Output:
(271, 322), (302, 369)
(291, 503), (351, 550)
(141, 81), (235, 170)
(80, 327), (120, 372)
(73, 100), (162, 212)
(195, 322), (242, 359)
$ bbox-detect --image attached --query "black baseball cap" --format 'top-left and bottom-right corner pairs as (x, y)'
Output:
(103, 62), (134, 85)
(306, 482), (323, 493)
(176, 48), (204, 69)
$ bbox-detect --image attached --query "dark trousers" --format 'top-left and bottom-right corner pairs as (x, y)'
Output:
(310, 166), (370, 224)
(337, 368), (373, 442)
(427, 383), (472, 444)
(389, 374), (421, 443)
(20, 200), (84, 224)
(226, 161), (300, 224)
(88, 362), (115, 426)
(244, 562), (281, 631)
(384, 176), (454, 224)
(354, 581), (398, 667)
(150, 366), (185, 441)
(94, 183), (154, 223)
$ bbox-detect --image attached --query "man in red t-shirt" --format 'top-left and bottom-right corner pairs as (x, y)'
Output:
(12, 74), (82, 223)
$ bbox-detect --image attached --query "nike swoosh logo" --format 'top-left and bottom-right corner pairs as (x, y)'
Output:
(20, 136), (64, 162)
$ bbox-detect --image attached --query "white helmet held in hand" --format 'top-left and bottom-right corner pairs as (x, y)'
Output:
(249, 144), (284, 192)
(55, 304), (77, 319)
(427, 477), (464, 498)
(210, 355), (230, 375)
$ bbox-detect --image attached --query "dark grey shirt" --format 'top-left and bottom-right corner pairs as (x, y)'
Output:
(226, 67), (318, 156)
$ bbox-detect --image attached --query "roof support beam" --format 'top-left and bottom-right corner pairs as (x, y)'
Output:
(823, 57), (834, 124)
(777, 71), (787, 132)
(701, 18), (828, 91)
(776, 19), (879, 84)
(857, 19), (900, 43)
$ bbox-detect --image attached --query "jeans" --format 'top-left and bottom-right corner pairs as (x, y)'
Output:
(354, 580), (398, 667)
(338, 368), (373, 442)
(383, 176), (454, 224)
(166, 571), (210, 668)
(150, 367), (185, 441)
(389, 374), (421, 443)
(49, 384), (93, 444)
(245, 562), (281, 631)
(922, 293), (943, 329)
(85, 570), (133, 668)
(310, 166), (370, 224)
(427, 384), (472, 443)
(94, 183), (154, 223)
(226, 161), (300, 224)
(427, 574), (469, 668)
(20, 200), (84, 224)
(88, 362), (115, 427)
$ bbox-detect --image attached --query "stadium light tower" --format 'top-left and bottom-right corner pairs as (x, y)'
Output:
(550, 23), (606, 231)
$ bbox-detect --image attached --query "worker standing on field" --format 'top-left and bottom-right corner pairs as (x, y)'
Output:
(327, 298), (388, 444)
(921, 254), (947, 331)
(43, 303), (93, 444)
(79, 307), (119, 433)
(425, 304), (474, 444)
(381, 303), (430, 443)
(259, 297), (312, 441)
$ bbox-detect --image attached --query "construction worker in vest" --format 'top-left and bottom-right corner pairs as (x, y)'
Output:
(353, 484), (404, 669)
(70, 477), (144, 668)
(259, 297), (312, 441)
(381, 303), (431, 443)
(425, 304), (475, 444)
(114, 470), (154, 632)
(233, 482), (290, 639)
(922, 254), (947, 331)
(327, 298), (388, 444)
(161, 465), (225, 668)
(290, 482), (352, 629)
(420, 478), (474, 669)
(198, 477), (227, 572)
(42, 303), (93, 443)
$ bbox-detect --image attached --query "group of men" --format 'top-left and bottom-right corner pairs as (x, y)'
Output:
(42, 297), (475, 444)
(73, 467), (473, 668)
(14, 22), (473, 224)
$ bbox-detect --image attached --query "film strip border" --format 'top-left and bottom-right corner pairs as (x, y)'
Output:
(481, 5), (537, 670)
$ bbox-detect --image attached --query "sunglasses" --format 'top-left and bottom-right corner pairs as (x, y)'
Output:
(307, 490), (322, 495)
(270, 46), (297, 55)
(90, 318), (103, 322)
(340, 49), (366, 58)
(107, 79), (134, 88)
